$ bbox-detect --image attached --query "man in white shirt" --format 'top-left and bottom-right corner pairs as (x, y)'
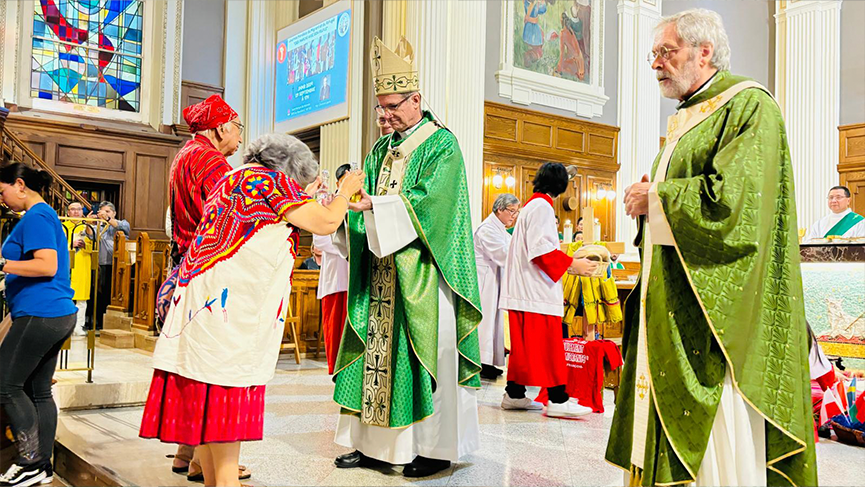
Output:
(805, 186), (865, 242)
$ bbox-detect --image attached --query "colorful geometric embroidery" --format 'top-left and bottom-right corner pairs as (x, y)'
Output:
(31, 0), (143, 112)
(178, 167), (311, 286)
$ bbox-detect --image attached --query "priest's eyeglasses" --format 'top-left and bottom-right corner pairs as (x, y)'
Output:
(375, 95), (412, 116)
(647, 46), (684, 64)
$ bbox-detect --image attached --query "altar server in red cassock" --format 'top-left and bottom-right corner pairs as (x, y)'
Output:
(313, 163), (351, 374)
(499, 162), (597, 419)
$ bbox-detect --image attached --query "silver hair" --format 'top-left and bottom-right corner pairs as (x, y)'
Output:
(492, 193), (519, 213)
(655, 8), (731, 72)
(243, 133), (319, 186)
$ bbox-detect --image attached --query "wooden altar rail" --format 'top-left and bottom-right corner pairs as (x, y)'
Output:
(132, 232), (171, 333)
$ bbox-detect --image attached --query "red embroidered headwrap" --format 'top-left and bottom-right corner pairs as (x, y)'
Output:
(182, 95), (238, 133)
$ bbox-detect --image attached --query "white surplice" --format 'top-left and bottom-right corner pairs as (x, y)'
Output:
(473, 213), (511, 366)
(333, 194), (480, 464)
(804, 208), (865, 242)
(312, 233), (347, 299)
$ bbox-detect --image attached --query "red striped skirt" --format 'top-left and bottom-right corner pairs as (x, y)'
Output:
(139, 369), (266, 445)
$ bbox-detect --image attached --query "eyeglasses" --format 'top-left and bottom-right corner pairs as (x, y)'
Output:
(232, 120), (244, 135)
(375, 95), (412, 116)
(504, 207), (520, 215)
(827, 196), (848, 201)
(647, 46), (685, 64)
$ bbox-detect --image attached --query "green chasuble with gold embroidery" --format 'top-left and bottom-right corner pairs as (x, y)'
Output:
(605, 72), (817, 486)
(333, 112), (482, 428)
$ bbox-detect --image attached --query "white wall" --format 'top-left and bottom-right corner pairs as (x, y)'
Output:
(181, 0), (226, 87)
(840, 0), (865, 126)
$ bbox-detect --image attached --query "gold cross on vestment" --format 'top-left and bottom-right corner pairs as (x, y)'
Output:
(636, 374), (649, 400)
(700, 94), (723, 114)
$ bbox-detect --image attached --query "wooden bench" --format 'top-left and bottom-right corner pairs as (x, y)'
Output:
(108, 232), (134, 313)
(131, 232), (171, 333)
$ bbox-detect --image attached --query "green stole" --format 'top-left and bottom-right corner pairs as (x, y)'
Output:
(824, 211), (864, 237)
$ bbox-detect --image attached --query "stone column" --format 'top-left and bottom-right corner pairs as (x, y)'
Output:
(776, 0), (842, 229)
(616, 0), (662, 255)
(403, 1), (487, 227)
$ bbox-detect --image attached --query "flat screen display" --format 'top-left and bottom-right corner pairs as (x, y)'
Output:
(274, 0), (352, 133)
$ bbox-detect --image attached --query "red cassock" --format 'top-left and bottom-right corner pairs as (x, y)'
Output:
(321, 291), (347, 374)
(505, 249), (573, 388)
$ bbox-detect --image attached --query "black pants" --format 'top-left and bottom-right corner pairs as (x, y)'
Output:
(96, 264), (112, 329)
(506, 381), (569, 404)
(0, 314), (76, 466)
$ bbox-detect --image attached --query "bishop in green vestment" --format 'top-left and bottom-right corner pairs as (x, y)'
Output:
(331, 36), (482, 478)
(610, 10), (816, 486)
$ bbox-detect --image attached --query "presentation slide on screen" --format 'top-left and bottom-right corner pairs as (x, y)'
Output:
(274, 2), (351, 133)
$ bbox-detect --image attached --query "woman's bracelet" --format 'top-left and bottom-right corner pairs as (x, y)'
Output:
(333, 193), (350, 205)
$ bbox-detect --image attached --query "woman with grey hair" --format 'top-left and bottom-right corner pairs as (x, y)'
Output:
(473, 193), (520, 380)
(140, 133), (363, 487)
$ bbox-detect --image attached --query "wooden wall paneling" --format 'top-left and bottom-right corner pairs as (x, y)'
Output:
(179, 81), (225, 121)
(131, 154), (171, 234)
(5, 116), (183, 239)
(584, 172), (617, 241)
(839, 123), (865, 215)
(482, 161), (519, 218)
(483, 102), (620, 239)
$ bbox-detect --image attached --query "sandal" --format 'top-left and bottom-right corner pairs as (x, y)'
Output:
(187, 462), (251, 482)
(168, 447), (194, 474)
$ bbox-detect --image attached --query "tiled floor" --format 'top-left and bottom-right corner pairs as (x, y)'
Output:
(56, 357), (862, 486)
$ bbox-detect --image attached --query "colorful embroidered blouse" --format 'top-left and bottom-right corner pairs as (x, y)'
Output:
(153, 166), (312, 387)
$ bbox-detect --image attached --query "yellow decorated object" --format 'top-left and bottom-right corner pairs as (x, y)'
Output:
(370, 36), (419, 96)
(62, 220), (94, 301)
(562, 241), (622, 336)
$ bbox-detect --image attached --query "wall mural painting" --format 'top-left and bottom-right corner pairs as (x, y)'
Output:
(514, 0), (591, 83)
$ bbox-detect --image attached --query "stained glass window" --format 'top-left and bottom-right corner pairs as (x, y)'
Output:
(31, 0), (143, 112)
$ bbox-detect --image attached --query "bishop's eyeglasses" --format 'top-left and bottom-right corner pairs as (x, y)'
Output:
(375, 95), (412, 116)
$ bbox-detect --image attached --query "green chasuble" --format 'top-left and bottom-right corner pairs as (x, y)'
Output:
(605, 72), (817, 486)
(332, 112), (482, 428)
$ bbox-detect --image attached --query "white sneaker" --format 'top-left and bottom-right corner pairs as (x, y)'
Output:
(72, 327), (86, 336)
(501, 394), (543, 410)
(545, 401), (592, 418)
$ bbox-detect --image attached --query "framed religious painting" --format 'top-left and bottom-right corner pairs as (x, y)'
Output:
(496, 0), (608, 118)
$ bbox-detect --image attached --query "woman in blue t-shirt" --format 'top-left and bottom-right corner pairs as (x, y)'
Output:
(0, 163), (76, 487)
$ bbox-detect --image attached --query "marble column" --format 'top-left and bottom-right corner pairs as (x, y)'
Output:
(616, 0), (662, 256)
(776, 0), (842, 229)
(403, 1), (486, 227)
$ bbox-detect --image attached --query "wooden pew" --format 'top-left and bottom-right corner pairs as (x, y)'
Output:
(108, 232), (133, 312)
(132, 232), (171, 333)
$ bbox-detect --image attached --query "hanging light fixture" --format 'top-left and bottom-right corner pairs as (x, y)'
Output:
(596, 187), (606, 200)
(505, 175), (516, 188)
(492, 174), (503, 189)
(606, 188), (616, 201)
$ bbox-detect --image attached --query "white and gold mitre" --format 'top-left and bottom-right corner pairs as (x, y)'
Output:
(370, 36), (419, 96)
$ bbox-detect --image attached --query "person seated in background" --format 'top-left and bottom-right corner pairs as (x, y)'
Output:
(573, 231), (584, 242)
(804, 186), (865, 241)
(610, 253), (624, 269)
(84, 201), (130, 331)
(299, 244), (322, 270)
